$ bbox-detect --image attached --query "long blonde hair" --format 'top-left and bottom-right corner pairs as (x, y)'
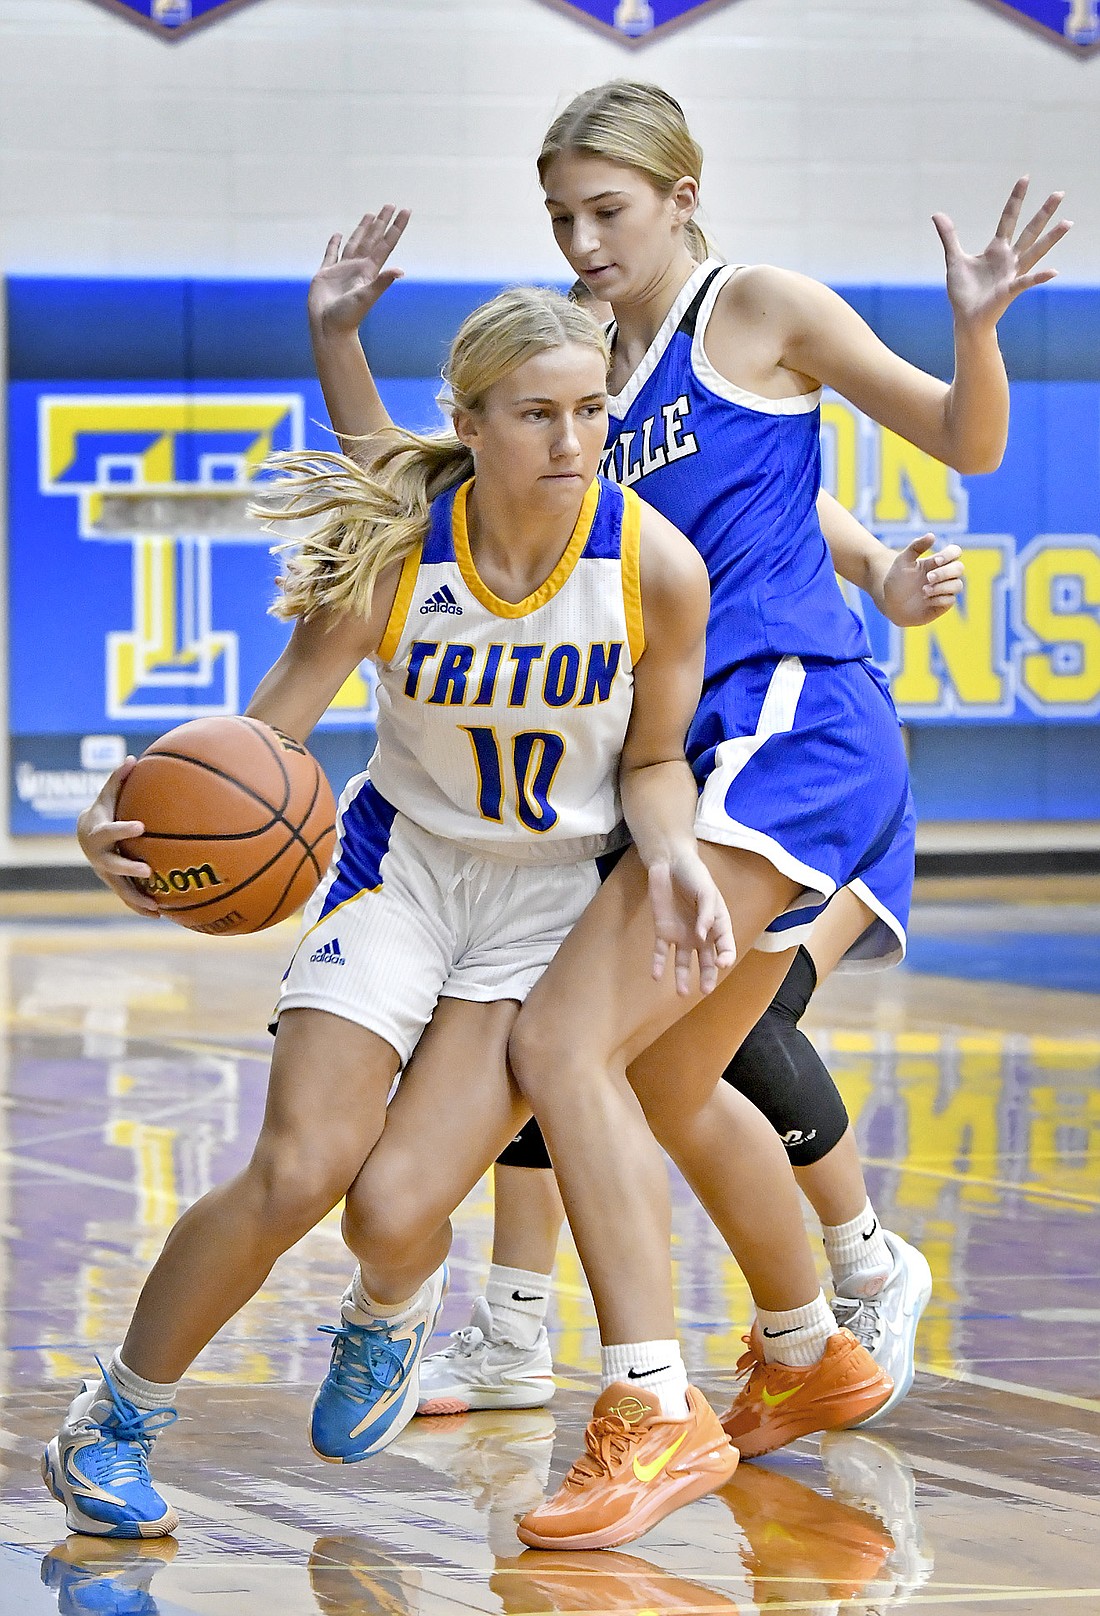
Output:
(539, 80), (712, 264)
(258, 286), (610, 622)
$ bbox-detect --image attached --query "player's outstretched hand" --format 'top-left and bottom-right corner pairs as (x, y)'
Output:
(934, 177), (1070, 332)
(77, 758), (160, 916)
(648, 855), (737, 997)
(307, 206), (411, 339)
(882, 535), (965, 626)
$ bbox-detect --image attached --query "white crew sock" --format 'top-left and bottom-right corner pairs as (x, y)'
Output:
(484, 1263), (551, 1348)
(344, 1267), (427, 1328)
(755, 1290), (838, 1368)
(88, 1350), (178, 1420)
(822, 1199), (892, 1295)
(601, 1340), (689, 1419)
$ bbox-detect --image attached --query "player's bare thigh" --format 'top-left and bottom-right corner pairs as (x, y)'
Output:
(512, 843), (799, 1082)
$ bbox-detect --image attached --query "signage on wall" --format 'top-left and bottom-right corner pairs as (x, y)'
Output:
(543, 0), (1098, 50)
(536, 0), (742, 44)
(84, 0), (268, 39)
(977, 0), (1100, 53)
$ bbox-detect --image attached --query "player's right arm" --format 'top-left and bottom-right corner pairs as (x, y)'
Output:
(79, 569), (400, 913)
(309, 208), (410, 460)
(246, 567), (402, 742)
(77, 758), (161, 916)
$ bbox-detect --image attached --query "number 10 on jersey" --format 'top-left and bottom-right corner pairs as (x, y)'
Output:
(462, 726), (566, 833)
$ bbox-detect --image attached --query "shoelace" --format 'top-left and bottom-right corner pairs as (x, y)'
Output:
(79, 1357), (178, 1488)
(833, 1294), (882, 1351)
(318, 1320), (407, 1400)
(565, 1412), (644, 1487)
(441, 1323), (487, 1360)
(733, 1333), (760, 1382)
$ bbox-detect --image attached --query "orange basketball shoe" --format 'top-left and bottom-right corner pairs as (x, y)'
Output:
(516, 1383), (738, 1551)
(720, 1328), (892, 1459)
(717, 1461), (895, 1603)
(493, 1548), (742, 1612)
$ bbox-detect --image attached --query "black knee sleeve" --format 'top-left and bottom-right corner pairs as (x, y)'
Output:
(495, 1115), (553, 1170)
(722, 945), (849, 1166)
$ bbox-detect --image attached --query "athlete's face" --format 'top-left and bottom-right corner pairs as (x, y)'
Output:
(456, 343), (609, 506)
(542, 153), (697, 304)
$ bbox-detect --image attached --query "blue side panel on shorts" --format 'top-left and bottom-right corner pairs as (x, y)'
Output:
(317, 779), (399, 924)
(579, 480), (625, 560)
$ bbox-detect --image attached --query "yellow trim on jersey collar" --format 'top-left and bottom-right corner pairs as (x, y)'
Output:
(452, 477), (600, 619)
(376, 543), (422, 663)
(620, 486), (646, 664)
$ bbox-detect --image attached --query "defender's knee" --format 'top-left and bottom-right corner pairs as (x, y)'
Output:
(507, 1014), (578, 1107)
(495, 1115), (554, 1170)
(722, 1004), (848, 1166)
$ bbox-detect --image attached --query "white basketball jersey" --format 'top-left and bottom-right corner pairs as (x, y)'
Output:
(369, 476), (645, 863)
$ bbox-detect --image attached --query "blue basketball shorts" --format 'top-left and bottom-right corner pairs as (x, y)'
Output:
(688, 654), (911, 966)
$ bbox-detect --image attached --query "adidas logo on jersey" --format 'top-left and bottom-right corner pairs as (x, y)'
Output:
(420, 585), (462, 616)
(310, 937), (345, 966)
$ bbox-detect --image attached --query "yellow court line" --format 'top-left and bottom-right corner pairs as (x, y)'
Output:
(862, 1157), (1100, 1211)
(915, 1360), (1100, 1417)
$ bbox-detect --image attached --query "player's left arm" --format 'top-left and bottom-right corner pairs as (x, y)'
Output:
(620, 504), (735, 995)
(767, 181), (1068, 473)
(817, 489), (964, 626)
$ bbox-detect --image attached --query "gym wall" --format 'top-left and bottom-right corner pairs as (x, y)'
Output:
(1, 0), (1097, 863)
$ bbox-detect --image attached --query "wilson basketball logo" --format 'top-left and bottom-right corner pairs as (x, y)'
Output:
(142, 863), (224, 895)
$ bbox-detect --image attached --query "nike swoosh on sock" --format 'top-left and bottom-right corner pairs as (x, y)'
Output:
(627, 1364), (673, 1379)
(511, 1291), (545, 1302)
(861, 1220), (879, 1241)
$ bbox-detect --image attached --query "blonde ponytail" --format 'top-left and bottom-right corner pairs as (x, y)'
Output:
(257, 285), (610, 623)
(257, 430), (471, 622)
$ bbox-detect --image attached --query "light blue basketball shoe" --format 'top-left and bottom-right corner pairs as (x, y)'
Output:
(42, 1361), (178, 1538)
(40, 1534), (178, 1615)
(310, 1265), (448, 1463)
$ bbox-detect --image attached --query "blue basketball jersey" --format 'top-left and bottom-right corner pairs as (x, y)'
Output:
(600, 260), (870, 683)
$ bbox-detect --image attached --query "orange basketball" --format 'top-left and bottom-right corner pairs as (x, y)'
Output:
(116, 716), (337, 936)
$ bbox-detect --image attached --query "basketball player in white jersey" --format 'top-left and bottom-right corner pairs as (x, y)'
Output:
(45, 286), (745, 1545)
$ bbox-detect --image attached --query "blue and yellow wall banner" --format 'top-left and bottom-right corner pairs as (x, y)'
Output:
(976, 0), (1100, 54)
(5, 276), (1100, 835)
(535, 0), (743, 44)
(83, 0), (269, 41)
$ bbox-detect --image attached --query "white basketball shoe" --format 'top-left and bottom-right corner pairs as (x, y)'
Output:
(820, 1429), (935, 1599)
(416, 1297), (555, 1414)
(831, 1229), (932, 1427)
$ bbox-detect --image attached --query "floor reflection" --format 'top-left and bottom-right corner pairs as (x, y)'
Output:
(0, 898), (1096, 1614)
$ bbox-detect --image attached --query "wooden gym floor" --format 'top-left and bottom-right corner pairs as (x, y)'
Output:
(0, 878), (1097, 1614)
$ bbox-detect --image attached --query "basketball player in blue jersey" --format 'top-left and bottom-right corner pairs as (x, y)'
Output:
(409, 278), (966, 1432)
(502, 82), (1068, 1546)
(44, 287), (747, 1544)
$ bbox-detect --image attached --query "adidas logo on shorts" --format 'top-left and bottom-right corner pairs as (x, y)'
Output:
(310, 937), (345, 966)
(419, 585), (462, 615)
